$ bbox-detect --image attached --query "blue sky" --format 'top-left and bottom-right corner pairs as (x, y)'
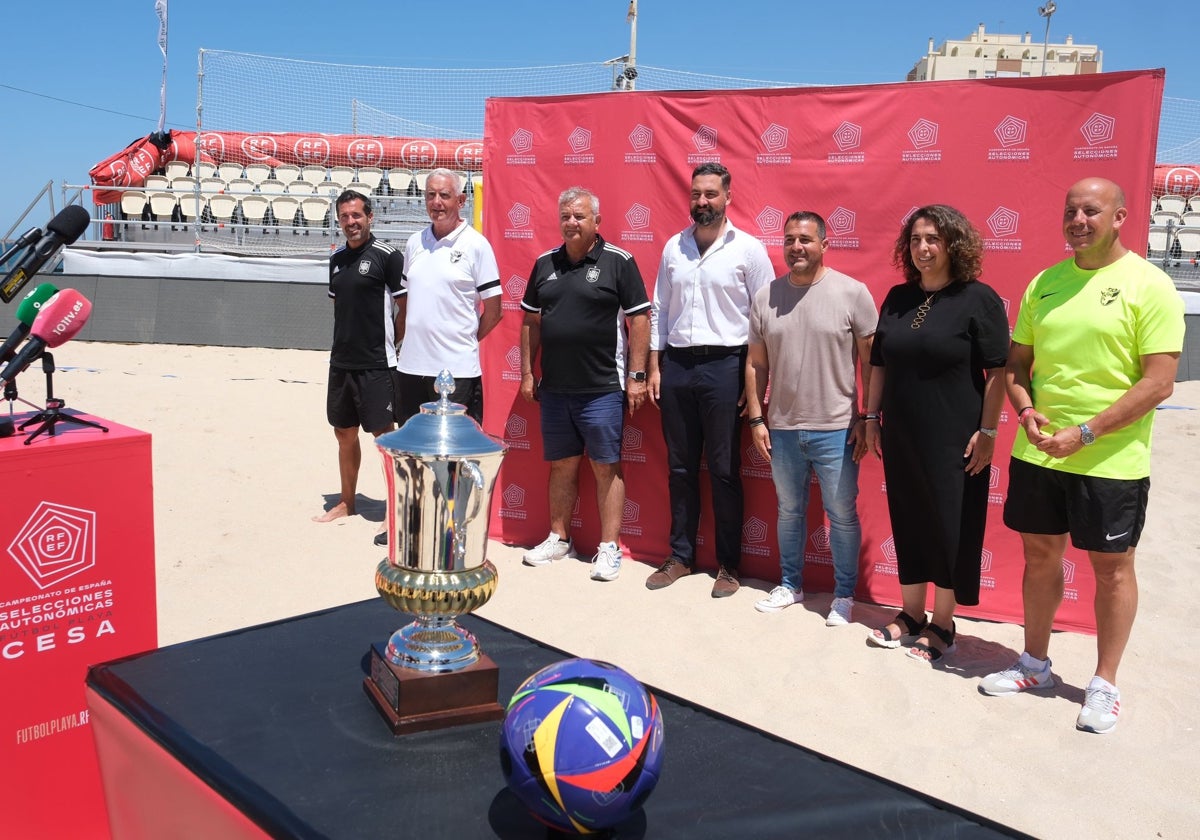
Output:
(0, 1), (1193, 235)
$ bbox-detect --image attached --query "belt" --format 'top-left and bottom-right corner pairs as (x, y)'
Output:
(667, 344), (746, 356)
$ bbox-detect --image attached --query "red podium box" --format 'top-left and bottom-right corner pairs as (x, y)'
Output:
(0, 412), (157, 839)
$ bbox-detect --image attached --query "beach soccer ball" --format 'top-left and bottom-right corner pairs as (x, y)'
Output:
(498, 658), (665, 834)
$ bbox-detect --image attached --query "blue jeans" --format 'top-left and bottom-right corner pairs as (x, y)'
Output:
(769, 428), (862, 597)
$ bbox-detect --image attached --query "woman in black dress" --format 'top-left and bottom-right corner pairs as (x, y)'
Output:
(863, 205), (1009, 663)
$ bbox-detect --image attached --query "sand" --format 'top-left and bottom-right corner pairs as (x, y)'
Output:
(48, 341), (1200, 838)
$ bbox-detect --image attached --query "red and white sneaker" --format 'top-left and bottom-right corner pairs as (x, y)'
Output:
(979, 654), (1055, 696)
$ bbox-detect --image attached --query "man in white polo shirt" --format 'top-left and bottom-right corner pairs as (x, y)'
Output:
(398, 168), (502, 425)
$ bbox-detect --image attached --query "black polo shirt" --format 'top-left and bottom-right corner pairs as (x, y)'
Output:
(521, 235), (650, 394)
(328, 235), (406, 370)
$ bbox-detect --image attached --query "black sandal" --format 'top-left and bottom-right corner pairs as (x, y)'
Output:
(906, 621), (957, 663)
(867, 610), (929, 649)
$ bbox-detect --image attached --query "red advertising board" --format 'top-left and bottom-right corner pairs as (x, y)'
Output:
(0, 415), (157, 839)
(480, 70), (1165, 633)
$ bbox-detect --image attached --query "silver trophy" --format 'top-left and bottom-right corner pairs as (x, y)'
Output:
(365, 371), (507, 733)
(373, 371), (507, 673)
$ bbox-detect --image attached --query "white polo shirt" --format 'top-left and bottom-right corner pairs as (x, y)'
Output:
(651, 221), (774, 351)
(399, 220), (501, 377)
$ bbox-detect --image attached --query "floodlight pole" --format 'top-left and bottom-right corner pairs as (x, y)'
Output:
(626, 0), (638, 91)
(1038, 1), (1057, 77)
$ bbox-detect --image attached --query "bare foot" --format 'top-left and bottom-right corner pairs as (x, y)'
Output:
(312, 501), (354, 523)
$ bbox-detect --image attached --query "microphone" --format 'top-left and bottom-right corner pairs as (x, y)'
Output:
(0, 283), (59, 364)
(1, 206), (90, 303)
(0, 290), (92, 384)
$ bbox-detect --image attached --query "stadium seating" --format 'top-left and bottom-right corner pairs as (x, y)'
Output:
(346, 180), (374, 196)
(1177, 228), (1200, 259)
(226, 177), (256, 196)
(164, 160), (191, 180)
(257, 179), (286, 196)
(1153, 210), (1183, 226)
(194, 161), (219, 179)
(300, 196), (332, 232)
(1148, 225), (1170, 258)
(121, 190), (149, 218)
(144, 174), (171, 191)
(273, 164), (302, 186)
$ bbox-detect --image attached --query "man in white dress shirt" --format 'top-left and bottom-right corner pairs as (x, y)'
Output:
(645, 163), (775, 598)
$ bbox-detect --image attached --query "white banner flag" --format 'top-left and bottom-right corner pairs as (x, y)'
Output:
(156, 0), (168, 134)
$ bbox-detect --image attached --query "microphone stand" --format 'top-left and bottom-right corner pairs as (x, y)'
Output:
(18, 351), (109, 445)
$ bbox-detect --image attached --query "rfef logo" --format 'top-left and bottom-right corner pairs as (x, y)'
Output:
(8, 502), (97, 589)
(294, 136), (331, 164)
(346, 138), (384, 166)
(401, 140), (439, 167)
(242, 135), (278, 162)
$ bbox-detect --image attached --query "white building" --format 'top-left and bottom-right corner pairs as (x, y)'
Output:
(907, 23), (1101, 81)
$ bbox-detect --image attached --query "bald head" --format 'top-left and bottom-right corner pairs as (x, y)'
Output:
(1063, 177), (1128, 269)
(1067, 177), (1127, 211)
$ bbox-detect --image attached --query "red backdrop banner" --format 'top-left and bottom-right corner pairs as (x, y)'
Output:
(479, 70), (1164, 634)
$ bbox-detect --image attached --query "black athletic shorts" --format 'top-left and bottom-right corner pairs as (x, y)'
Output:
(397, 372), (484, 426)
(1003, 457), (1149, 553)
(326, 367), (400, 432)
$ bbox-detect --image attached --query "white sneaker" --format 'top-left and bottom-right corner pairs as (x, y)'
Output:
(979, 653), (1055, 696)
(825, 596), (854, 627)
(754, 585), (803, 613)
(1076, 677), (1120, 734)
(590, 542), (622, 581)
(522, 532), (574, 566)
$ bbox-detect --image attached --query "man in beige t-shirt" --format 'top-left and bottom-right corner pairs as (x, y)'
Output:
(744, 211), (877, 625)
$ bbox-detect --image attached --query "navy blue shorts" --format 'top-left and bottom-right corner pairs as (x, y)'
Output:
(1003, 457), (1149, 553)
(538, 390), (624, 464)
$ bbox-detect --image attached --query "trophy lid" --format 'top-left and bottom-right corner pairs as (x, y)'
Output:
(376, 370), (506, 459)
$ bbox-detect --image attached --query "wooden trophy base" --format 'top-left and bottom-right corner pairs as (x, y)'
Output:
(363, 642), (504, 735)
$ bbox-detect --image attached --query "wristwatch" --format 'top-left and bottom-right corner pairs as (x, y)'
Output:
(1078, 423), (1096, 446)
(628, 371), (647, 382)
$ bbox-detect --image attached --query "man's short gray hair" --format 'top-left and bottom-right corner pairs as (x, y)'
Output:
(426, 168), (463, 195)
(558, 186), (599, 216)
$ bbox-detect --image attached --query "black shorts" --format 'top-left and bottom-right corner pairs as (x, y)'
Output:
(397, 372), (484, 426)
(1003, 457), (1149, 553)
(326, 367), (400, 432)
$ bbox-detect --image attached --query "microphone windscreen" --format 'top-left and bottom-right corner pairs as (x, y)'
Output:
(46, 205), (91, 244)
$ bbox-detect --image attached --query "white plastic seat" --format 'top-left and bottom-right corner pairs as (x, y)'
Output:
(257, 179), (286, 195)
(270, 195), (301, 231)
(208, 193), (238, 225)
(243, 163), (272, 185)
(413, 169), (433, 192)
(273, 164), (302, 186)
(300, 165), (328, 184)
(1157, 194), (1187, 214)
(387, 168), (414, 194)
(225, 178), (256, 197)
(328, 166), (356, 188)
(199, 177), (227, 198)
(301, 196), (332, 232)
(1147, 224), (1169, 257)
(120, 190), (149, 217)
(1152, 210), (1182, 226)
(217, 162), (244, 182)
(144, 174), (171, 191)
(356, 166), (384, 192)
(171, 176), (200, 195)
(345, 180), (374, 196)
(240, 194), (270, 230)
(148, 191), (178, 221)
(287, 180), (317, 196)
(163, 160), (190, 180)
(1175, 228), (1200, 258)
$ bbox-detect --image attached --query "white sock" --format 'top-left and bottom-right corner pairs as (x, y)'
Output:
(1019, 651), (1050, 671)
(598, 541), (618, 551)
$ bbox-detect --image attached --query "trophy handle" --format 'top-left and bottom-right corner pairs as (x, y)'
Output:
(459, 460), (486, 526)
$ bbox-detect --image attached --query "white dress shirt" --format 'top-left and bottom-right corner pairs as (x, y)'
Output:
(651, 221), (774, 350)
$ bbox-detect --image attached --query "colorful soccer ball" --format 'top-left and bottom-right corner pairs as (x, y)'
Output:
(498, 658), (665, 834)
